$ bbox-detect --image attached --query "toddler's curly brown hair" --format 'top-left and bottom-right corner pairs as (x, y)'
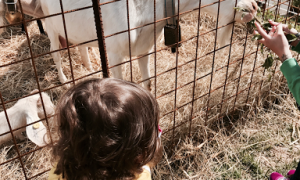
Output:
(52, 78), (162, 180)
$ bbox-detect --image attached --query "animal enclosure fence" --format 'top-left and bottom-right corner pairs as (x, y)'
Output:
(0, 0), (299, 179)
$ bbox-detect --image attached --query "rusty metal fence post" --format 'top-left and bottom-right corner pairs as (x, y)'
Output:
(91, 0), (110, 78)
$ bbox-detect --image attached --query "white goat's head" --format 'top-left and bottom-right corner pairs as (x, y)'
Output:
(235, 0), (259, 22)
(27, 89), (55, 146)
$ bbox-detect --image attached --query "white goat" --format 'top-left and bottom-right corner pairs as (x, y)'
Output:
(2, 0), (258, 90)
(0, 90), (55, 146)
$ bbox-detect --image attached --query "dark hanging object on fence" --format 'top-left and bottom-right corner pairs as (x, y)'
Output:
(164, 23), (181, 53)
(164, 0), (182, 53)
(4, 0), (23, 24)
(5, 0), (17, 13)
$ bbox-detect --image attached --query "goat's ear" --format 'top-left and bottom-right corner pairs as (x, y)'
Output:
(25, 114), (48, 147)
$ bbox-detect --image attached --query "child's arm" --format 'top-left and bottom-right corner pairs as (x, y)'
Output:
(288, 39), (300, 104)
(291, 40), (300, 53)
(280, 58), (300, 105)
(255, 22), (300, 105)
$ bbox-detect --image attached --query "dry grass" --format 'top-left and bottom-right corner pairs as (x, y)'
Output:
(0, 10), (300, 179)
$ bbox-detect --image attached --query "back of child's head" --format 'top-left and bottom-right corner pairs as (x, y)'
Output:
(52, 78), (161, 180)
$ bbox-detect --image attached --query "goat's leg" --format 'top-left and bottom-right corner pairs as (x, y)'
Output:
(89, 47), (98, 60)
(21, 23), (25, 33)
(108, 53), (123, 80)
(78, 46), (93, 71)
(138, 55), (151, 91)
(217, 22), (233, 48)
(47, 31), (68, 84)
(37, 20), (45, 35)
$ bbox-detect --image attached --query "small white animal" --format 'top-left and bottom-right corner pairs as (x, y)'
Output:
(0, 90), (55, 146)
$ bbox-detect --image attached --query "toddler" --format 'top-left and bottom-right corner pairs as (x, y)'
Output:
(48, 78), (163, 180)
(255, 20), (300, 180)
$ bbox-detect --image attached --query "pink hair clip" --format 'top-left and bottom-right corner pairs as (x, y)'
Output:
(158, 125), (162, 138)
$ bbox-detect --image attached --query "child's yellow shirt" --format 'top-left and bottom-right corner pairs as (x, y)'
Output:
(48, 164), (151, 180)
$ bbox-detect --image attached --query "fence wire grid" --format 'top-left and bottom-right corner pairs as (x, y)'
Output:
(0, 0), (299, 179)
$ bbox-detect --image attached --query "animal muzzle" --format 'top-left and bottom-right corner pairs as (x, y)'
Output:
(235, 0), (259, 23)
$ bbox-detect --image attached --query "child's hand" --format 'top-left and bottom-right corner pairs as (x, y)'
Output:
(268, 20), (298, 35)
(254, 21), (292, 62)
(269, 20), (300, 47)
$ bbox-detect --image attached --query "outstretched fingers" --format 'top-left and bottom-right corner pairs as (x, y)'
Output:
(254, 22), (268, 45)
(268, 20), (279, 26)
(255, 21), (269, 40)
(269, 20), (291, 34)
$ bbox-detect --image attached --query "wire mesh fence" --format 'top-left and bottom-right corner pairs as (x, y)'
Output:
(0, 0), (299, 179)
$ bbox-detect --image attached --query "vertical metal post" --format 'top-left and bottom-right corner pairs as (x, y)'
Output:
(172, 0), (181, 150)
(59, 0), (75, 85)
(154, 0), (157, 97)
(219, 0), (238, 116)
(91, 0), (110, 78)
(232, 30), (249, 110)
(257, 0), (269, 107)
(126, 0), (133, 82)
(293, 5), (300, 27)
(268, 0), (282, 92)
(245, 42), (260, 104)
(189, 0), (202, 136)
(284, 0), (292, 23)
(205, 0), (221, 126)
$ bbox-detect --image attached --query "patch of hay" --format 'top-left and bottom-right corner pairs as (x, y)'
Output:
(0, 10), (297, 179)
